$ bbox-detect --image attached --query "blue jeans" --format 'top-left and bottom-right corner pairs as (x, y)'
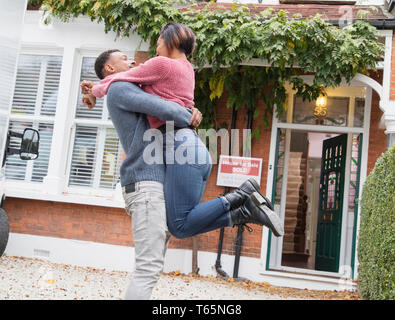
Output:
(164, 128), (231, 239)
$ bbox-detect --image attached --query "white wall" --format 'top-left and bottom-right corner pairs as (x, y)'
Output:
(5, 11), (149, 208)
(4, 233), (356, 291)
(23, 11), (148, 53)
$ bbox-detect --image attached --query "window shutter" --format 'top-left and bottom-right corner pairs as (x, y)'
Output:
(100, 128), (123, 189)
(5, 121), (54, 182)
(41, 58), (62, 116)
(69, 126), (98, 187)
(11, 55), (40, 115)
(68, 126), (122, 189)
(31, 123), (54, 182)
(5, 54), (62, 183)
(75, 57), (105, 119)
(12, 54), (61, 116)
(68, 55), (123, 190)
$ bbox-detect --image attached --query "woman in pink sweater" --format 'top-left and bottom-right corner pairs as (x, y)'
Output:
(81, 23), (282, 239)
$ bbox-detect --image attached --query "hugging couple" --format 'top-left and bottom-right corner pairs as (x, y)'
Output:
(81, 22), (284, 300)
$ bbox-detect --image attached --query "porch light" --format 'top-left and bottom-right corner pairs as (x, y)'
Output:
(314, 95), (328, 123)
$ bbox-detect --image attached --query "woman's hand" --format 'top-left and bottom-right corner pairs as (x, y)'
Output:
(190, 107), (202, 128)
(82, 94), (96, 109)
(80, 80), (95, 94)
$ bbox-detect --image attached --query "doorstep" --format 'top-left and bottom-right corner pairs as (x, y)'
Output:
(259, 267), (357, 291)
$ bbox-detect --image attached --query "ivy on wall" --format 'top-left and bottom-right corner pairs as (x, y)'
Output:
(38, 0), (384, 132)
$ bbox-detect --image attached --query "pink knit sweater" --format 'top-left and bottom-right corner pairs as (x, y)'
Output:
(92, 56), (195, 129)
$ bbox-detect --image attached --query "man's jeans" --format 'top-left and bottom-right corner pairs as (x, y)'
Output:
(122, 181), (171, 300)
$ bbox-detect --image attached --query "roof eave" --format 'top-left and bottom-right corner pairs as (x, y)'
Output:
(327, 19), (395, 29)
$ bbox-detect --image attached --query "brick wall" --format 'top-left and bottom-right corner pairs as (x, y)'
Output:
(4, 199), (131, 246)
(368, 91), (386, 175)
(2, 91), (272, 259)
(368, 70), (386, 175)
(3, 54), (388, 260)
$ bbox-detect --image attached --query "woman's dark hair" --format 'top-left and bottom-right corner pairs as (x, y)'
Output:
(159, 22), (196, 57)
(94, 49), (120, 79)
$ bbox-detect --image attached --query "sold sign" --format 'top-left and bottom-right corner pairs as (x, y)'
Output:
(217, 155), (262, 188)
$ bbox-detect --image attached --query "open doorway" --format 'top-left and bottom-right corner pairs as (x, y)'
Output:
(273, 129), (362, 273)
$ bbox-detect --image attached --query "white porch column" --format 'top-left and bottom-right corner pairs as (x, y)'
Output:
(382, 101), (395, 148)
(381, 30), (395, 148)
(43, 47), (78, 194)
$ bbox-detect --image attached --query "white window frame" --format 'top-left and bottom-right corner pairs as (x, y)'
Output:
(65, 51), (114, 197)
(64, 49), (132, 197)
(4, 47), (133, 208)
(3, 11), (143, 207)
(5, 46), (62, 188)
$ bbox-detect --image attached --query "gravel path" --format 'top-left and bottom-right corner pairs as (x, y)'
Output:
(0, 256), (360, 300)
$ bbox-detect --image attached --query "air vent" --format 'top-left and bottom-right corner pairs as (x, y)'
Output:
(33, 249), (50, 259)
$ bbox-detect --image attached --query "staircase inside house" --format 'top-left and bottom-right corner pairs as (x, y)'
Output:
(281, 150), (310, 269)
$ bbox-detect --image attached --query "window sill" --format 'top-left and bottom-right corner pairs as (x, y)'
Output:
(4, 181), (125, 208)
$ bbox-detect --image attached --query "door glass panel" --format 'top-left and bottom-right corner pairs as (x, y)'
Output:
(273, 129), (286, 205)
(292, 96), (349, 127)
(327, 172), (336, 210)
(353, 98), (365, 128)
(279, 86), (367, 128)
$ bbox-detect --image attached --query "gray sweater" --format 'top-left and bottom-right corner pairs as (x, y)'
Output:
(106, 81), (192, 186)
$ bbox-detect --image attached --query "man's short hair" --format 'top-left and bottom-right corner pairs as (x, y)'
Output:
(94, 49), (120, 79)
(159, 22), (196, 57)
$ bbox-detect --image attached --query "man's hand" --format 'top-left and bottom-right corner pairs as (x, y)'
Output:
(82, 94), (96, 109)
(80, 80), (95, 94)
(190, 107), (202, 128)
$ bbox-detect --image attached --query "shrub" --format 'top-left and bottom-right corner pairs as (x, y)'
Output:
(358, 145), (395, 299)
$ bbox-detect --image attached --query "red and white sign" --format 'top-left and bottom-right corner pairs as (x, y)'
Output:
(216, 155), (263, 188)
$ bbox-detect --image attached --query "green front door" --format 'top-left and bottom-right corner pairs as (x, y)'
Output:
(315, 134), (347, 272)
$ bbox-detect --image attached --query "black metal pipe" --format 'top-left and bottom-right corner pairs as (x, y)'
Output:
(215, 227), (229, 279)
(215, 106), (238, 280)
(232, 107), (254, 280)
(232, 225), (244, 279)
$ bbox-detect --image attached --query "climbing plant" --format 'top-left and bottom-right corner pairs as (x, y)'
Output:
(38, 0), (384, 132)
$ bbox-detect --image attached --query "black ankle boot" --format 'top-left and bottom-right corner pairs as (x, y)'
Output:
(224, 178), (273, 210)
(230, 192), (284, 237)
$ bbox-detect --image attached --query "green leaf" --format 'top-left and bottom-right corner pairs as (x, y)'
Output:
(43, 0), (384, 130)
